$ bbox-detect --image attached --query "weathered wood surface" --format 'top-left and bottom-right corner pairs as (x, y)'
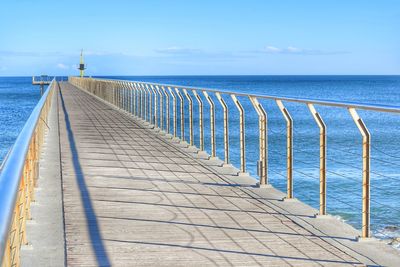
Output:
(57, 82), (395, 266)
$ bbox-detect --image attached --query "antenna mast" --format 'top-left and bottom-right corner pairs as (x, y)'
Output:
(78, 49), (86, 77)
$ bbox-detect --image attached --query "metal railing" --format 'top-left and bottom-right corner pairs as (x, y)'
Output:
(0, 80), (56, 266)
(69, 76), (400, 239)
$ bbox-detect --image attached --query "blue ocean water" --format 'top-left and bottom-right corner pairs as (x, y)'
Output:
(0, 77), (41, 163)
(1, 75), (400, 246)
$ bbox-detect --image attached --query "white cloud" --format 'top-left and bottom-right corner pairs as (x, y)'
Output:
(261, 45), (348, 55)
(155, 46), (203, 55)
(56, 63), (69, 69)
(265, 46), (282, 53)
(286, 46), (302, 53)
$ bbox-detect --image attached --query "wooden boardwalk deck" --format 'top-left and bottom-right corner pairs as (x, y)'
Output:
(56, 82), (396, 266)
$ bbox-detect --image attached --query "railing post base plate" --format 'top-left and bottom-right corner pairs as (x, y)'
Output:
(282, 197), (298, 202)
(257, 183), (272, 189)
(178, 141), (190, 147)
(356, 236), (376, 242)
(196, 151), (210, 160)
(187, 146), (200, 153)
(314, 214), (331, 219)
(164, 134), (174, 139)
(237, 172), (250, 177)
(222, 163), (233, 168)
(171, 137), (181, 143)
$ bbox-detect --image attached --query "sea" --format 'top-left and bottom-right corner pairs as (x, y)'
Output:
(1, 75), (399, 247)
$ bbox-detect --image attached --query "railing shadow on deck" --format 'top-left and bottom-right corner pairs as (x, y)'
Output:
(104, 238), (361, 265)
(98, 215), (354, 241)
(68, 76), (400, 242)
(59, 87), (111, 266)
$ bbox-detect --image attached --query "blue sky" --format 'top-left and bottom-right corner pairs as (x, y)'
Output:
(0, 0), (399, 76)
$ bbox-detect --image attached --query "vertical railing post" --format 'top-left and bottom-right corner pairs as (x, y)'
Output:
(113, 81), (117, 106)
(110, 81), (114, 105)
(150, 85), (158, 128)
(111, 82), (115, 106)
(276, 100), (294, 199)
(129, 83), (134, 114)
(108, 81), (112, 105)
(117, 82), (120, 108)
(193, 90), (204, 151)
(349, 108), (371, 239)
(113, 81), (117, 107)
(132, 83), (137, 117)
(249, 96), (268, 187)
(120, 82), (128, 111)
(116, 82), (120, 108)
(135, 83), (141, 118)
(118, 82), (122, 109)
(136, 83), (141, 118)
(140, 84), (145, 120)
(162, 86), (170, 134)
(125, 82), (129, 111)
(139, 83), (147, 121)
(120, 82), (124, 111)
(231, 94), (246, 174)
(203, 92), (216, 158)
(106, 82), (109, 103)
(145, 84), (153, 124)
(126, 82), (130, 112)
(308, 104), (327, 216)
(143, 84), (153, 124)
(156, 85), (164, 131)
(126, 82), (129, 112)
(216, 93), (230, 166)
(183, 89), (194, 146)
(134, 83), (138, 116)
(124, 82), (129, 112)
(132, 83), (136, 116)
(168, 87), (177, 138)
(175, 88), (185, 142)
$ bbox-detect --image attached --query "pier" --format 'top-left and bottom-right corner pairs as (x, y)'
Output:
(32, 76), (52, 95)
(0, 78), (399, 266)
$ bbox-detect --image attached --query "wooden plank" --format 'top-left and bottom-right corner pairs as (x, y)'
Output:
(57, 82), (379, 266)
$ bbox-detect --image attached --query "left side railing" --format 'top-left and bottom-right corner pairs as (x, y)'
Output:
(0, 80), (56, 267)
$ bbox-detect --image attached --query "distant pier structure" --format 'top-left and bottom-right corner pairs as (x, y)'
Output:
(78, 49), (86, 77)
(32, 75), (51, 95)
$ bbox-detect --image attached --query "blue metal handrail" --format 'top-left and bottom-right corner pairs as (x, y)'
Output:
(0, 79), (55, 262)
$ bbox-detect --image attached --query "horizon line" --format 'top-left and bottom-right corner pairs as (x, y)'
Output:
(1, 74), (400, 78)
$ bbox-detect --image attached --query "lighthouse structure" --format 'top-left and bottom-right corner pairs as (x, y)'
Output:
(78, 50), (86, 77)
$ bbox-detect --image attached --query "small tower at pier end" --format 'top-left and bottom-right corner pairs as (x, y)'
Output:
(78, 49), (86, 77)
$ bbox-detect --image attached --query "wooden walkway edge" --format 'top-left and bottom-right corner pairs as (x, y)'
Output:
(57, 82), (400, 266)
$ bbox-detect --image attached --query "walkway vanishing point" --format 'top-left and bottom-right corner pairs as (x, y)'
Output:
(1, 79), (400, 267)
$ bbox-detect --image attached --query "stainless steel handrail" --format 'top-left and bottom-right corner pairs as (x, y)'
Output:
(0, 148), (12, 172)
(89, 77), (400, 114)
(0, 79), (55, 265)
(69, 76), (400, 239)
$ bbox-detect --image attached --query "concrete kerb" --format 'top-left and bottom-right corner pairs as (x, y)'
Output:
(20, 83), (65, 267)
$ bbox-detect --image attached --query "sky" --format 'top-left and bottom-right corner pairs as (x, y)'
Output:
(0, 0), (399, 76)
